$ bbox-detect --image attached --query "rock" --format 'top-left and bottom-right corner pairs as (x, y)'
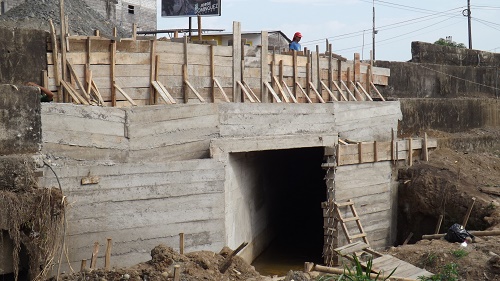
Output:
(488, 255), (500, 274)
(283, 270), (310, 281)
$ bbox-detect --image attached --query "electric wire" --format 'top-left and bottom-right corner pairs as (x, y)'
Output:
(419, 65), (500, 92)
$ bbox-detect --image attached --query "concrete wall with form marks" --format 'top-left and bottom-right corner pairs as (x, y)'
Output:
(38, 101), (401, 268)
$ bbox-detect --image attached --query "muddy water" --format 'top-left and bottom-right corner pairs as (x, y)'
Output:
(251, 234), (324, 277)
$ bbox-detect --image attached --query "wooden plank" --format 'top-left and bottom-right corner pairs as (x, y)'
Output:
(308, 81), (325, 103)
(332, 81), (348, 101)
(236, 81), (255, 103)
(156, 81), (177, 104)
(60, 80), (87, 105)
(210, 45), (215, 103)
(149, 39), (156, 105)
(272, 76), (290, 103)
(232, 22), (242, 102)
(114, 83), (138, 106)
(263, 81), (281, 103)
(371, 82), (386, 101)
(261, 31), (269, 103)
(185, 80), (206, 102)
(295, 82), (313, 103)
(281, 81), (298, 103)
(91, 79), (105, 105)
(479, 186), (500, 196)
(110, 38), (117, 106)
(334, 241), (369, 256)
(243, 81), (261, 102)
(340, 80), (357, 101)
(356, 82), (373, 101)
(321, 80), (338, 101)
(151, 81), (173, 104)
(66, 60), (92, 103)
(213, 78), (231, 102)
(422, 132), (429, 161)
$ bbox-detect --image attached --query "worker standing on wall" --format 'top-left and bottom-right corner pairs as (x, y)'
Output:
(26, 82), (54, 102)
(289, 32), (302, 51)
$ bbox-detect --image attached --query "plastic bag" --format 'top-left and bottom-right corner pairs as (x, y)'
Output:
(444, 223), (474, 243)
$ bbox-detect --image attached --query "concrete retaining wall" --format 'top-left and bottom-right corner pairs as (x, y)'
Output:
(39, 159), (226, 269)
(38, 101), (402, 268)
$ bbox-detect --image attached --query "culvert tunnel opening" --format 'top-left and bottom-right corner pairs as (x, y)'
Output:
(227, 147), (327, 276)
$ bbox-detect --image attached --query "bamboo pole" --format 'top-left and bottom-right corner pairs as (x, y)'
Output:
(422, 230), (500, 240)
(306, 263), (420, 281)
(434, 215), (444, 234)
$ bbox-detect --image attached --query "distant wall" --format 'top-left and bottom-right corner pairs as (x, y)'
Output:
(375, 61), (498, 99)
(0, 28), (47, 85)
(399, 98), (500, 136)
(411, 41), (500, 67)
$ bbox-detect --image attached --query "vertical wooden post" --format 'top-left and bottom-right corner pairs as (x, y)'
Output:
(293, 50), (298, 98)
(373, 141), (378, 162)
(306, 50), (310, 98)
(149, 39), (157, 105)
(49, 20), (61, 102)
(80, 260), (87, 272)
(270, 47), (276, 103)
(241, 39), (245, 102)
(408, 138), (413, 166)
(316, 45), (320, 98)
(173, 265), (181, 281)
(346, 67), (351, 100)
(59, 0), (68, 102)
(154, 54), (160, 104)
(260, 31), (268, 103)
(391, 128), (395, 164)
(328, 43), (333, 96)
(368, 50), (373, 94)
(105, 238), (112, 270)
(132, 23), (137, 40)
(232, 21), (242, 102)
(354, 53), (361, 100)
(423, 132), (429, 161)
(336, 144), (341, 166)
(210, 45), (215, 103)
(179, 233), (185, 254)
(90, 242), (99, 269)
(358, 142), (362, 163)
(183, 36), (189, 103)
(110, 28), (117, 107)
(197, 15), (202, 41)
(85, 37), (92, 97)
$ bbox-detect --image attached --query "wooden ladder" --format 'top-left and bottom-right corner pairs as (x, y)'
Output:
(335, 199), (369, 246)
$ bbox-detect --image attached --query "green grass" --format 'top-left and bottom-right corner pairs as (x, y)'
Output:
(451, 249), (468, 258)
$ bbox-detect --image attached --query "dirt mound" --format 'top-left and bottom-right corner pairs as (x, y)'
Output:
(54, 244), (271, 281)
(0, 0), (129, 38)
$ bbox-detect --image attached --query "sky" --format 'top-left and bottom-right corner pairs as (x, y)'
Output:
(156, 0), (500, 62)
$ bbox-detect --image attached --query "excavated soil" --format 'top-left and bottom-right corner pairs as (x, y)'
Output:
(0, 0), (129, 38)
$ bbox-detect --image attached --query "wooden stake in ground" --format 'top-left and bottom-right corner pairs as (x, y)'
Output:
(462, 197), (476, 228)
(105, 238), (112, 270)
(219, 242), (248, 273)
(173, 264), (181, 281)
(90, 242), (99, 269)
(434, 214), (444, 234)
(179, 233), (184, 255)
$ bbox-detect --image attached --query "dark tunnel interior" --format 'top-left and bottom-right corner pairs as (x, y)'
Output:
(249, 147), (327, 276)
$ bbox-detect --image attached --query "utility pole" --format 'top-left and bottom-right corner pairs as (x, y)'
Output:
(372, 0), (376, 60)
(464, 0), (472, 49)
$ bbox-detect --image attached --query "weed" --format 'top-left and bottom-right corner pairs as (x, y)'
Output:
(422, 252), (437, 267)
(418, 263), (459, 281)
(336, 254), (396, 281)
(451, 249), (468, 258)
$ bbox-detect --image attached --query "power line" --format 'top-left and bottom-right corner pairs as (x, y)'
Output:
(419, 65), (500, 92)
(301, 6), (464, 45)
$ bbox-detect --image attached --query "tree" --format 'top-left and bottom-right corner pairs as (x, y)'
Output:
(434, 38), (466, 48)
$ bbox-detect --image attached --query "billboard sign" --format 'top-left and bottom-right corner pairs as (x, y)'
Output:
(161, 0), (221, 17)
